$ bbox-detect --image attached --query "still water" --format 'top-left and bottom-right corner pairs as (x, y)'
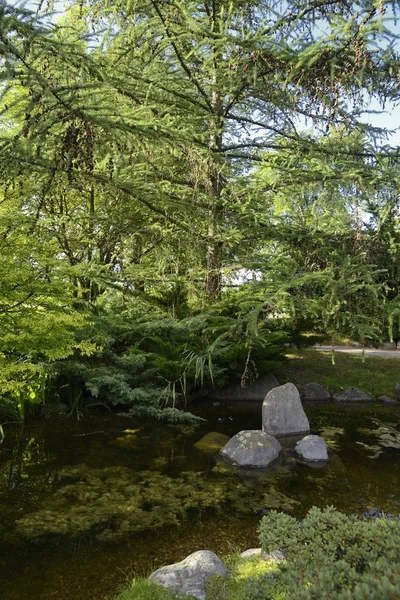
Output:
(0, 401), (400, 600)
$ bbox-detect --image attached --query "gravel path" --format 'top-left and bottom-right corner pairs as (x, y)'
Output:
(313, 345), (400, 359)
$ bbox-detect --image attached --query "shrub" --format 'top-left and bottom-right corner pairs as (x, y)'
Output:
(241, 506), (400, 599)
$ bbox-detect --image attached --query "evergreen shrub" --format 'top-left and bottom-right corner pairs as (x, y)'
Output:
(242, 506), (400, 599)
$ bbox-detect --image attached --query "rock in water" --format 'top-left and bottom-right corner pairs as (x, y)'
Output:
(332, 387), (373, 403)
(299, 382), (330, 401)
(262, 383), (310, 437)
(148, 550), (228, 600)
(295, 435), (329, 462)
(209, 374), (279, 402)
(220, 430), (281, 467)
(194, 432), (230, 453)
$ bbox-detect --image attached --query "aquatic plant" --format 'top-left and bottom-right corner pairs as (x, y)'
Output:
(357, 419), (400, 458)
(317, 427), (345, 452)
(15, 464), (298, 542)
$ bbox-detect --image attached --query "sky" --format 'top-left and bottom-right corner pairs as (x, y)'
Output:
(10, 0), (400, 146)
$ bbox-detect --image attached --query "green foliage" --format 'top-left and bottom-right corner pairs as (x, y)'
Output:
(115, 510), (400, 600)
(384, 297), (400, 345)
(50, 293), (287, 420)
(15, 463), (298, 542)
(246, 507), (400, 600)
(114, 579), (195, 600)
(1, 0), (400, 422)
(114, 554), (283, 600)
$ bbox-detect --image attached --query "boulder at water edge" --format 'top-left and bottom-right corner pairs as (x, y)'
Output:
(332, 386), (373, 403)
(148, 550), (228, 600)
(299, 382), (331, 402)
(295, 434), (329, 462)
(209, 374), (279, 402)
(220, 430), (281, 467)
(262, 383), (310, 437)
(377, 395), (400, 406)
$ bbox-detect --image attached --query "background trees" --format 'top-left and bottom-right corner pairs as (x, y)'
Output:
(1, 0), (400, 420)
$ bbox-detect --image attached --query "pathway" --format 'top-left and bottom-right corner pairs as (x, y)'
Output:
(313, 345), (400, 359)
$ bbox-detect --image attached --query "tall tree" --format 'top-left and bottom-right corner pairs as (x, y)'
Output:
(3, 0), (400, 300)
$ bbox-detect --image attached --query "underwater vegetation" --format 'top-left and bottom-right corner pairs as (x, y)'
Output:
(356, 418), (400, 458)
(16, 463), (299, 542)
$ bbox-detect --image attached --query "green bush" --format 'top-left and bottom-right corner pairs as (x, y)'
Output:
(242, 506), (400, 599)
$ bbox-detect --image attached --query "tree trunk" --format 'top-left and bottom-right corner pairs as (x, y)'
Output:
(205, 85), (224, 298)
(205, 169), (223, 297)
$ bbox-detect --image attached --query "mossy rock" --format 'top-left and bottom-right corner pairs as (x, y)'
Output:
(194, 432), (230, 453)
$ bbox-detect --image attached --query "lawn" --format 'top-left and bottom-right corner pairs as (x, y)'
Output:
(276, 349), (400, 399)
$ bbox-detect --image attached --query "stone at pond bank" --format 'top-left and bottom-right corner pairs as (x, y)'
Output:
(194, 432), (230, 453)
(262, 383), (310, 437)
(209, 374), (279, 402)
(148, 550), (228, 600)
(220, 430), (281, 468)
(298, 382), (331, 402)
(393, 383), (400, 399)
(295, 435), (329, 462)
(377, 395), (400, 406)
(333, 386), (373, 403)
(240, 548), (286, 562)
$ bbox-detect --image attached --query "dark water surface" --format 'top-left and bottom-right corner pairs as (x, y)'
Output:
(1, 402), (400, 600)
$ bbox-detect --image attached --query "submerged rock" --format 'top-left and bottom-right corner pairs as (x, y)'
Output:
(262, 383), (310, 437)
(333, 387), (373, 403)
(393, 383), (400, 399)
(220, 430), (281, 468)
(209, 374), (279, 402)
(148, 550), (228, 600)
(295, 434), (329, 462)
(299, 382), (330, 402)
(110, 430), (140, 449)
(194, 432), (230, 453)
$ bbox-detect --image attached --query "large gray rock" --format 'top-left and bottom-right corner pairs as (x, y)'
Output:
(262, 383), (310, 437)
(333, 386), (373, 403)
(393, 383), (400, 399)
(295, 435), (329, 462)
(148, 550), (228, 600)
(299, 382), (330, 402)
(210, 374), (279, 402)
(220, 430), (281, 467)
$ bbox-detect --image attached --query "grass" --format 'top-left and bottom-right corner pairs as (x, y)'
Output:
(112, 555), (280, 600)
(205, 555), (282, 600)
(276, 349), (400, 398)
(113, 579), (190, 600)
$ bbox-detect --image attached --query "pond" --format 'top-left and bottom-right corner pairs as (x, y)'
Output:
(1, 401), (400, 600)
